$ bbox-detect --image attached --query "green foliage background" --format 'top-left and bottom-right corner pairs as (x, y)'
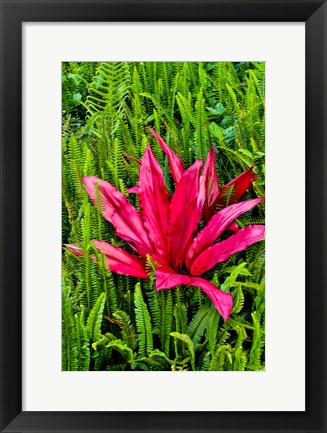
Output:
(62, 61), (265, 371)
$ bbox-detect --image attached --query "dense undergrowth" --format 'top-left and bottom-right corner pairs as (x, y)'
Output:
(62, 61), (265, 371)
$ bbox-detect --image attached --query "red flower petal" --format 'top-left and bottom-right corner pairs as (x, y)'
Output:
(139, 146), (170, 257)
(65, 243), (84, 257)
(202, 147), (220, 223)
(186, 198), (264, 269)
(217, 165), (256, 206)
(155, 269), (191, 289)
(155, 270), (232, 321)
(83, 176), (151, 251)
(65, 241), (148, 279)
(92, 240), (148, 279)
(126, 186), (140, 194)
(190, 224), (265, 276)
(189, 277), (233, 322)
(226, 221), (239, 233)
(115, 231), (170, 268)
(168, 161), (205, 269)
(124, 154), (141, 164)
(149, 128), (184, 183)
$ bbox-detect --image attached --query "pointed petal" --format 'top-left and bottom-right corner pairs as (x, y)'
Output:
(168, 162), (205, 268)
(227, 221), (239, 233)
(115, 231), (170, 268)
(138, 146), (170, 257)
(218, 165), (257, 206)
(155, 270), (232, 321)
(83, 176), (151, 250)
(124, 154), (141, 164)
(202, 148), (220, 223)
(189, 277), (233, 322)
(149, 128), (184, 183)
(203, 148), (219, 206)
(155, 269), (191, 290)
(65, 243), (84, 257)
(186, 198), (264, 269)
(127, 186), (140, 194)
(65, 243), (98, 264)
(190, 225), (265, 276)
(169, 160), (202, 224)
(92, 240), (148, 279)
(65, 241), (146, 278)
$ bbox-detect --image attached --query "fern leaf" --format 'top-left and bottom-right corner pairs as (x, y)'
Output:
(74, 309), (90, 371)
(86, 292), (106, 342)
(206, 304), (220, 354)
(170, 332), (195, 370)
(62, 294), (78, 371)
(209, 345), (231, 371)
(134, 283), (153, 357)
(105, 339), (134, 363)
(159, 290), (173, 357)
(248, 311), (264, 370)
(233, 326), (247, 371)
(113, 310), (138, 351)
(187, 304), (210, 345)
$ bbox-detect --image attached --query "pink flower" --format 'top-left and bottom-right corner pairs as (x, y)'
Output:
(67, 130), (264, 321)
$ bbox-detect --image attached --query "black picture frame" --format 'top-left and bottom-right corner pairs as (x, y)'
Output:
(1, 1), (326, 432)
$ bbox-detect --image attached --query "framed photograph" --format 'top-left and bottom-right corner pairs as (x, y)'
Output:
(1, 1), (326, 432)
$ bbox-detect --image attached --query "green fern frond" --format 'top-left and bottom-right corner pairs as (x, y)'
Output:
(173, 300), (187, 357)
(193, 88), (209, 160)
(62, 294), (78, 371)
(209, 344), (232, 371)
(248, 310), (265, 370)
(232, 286), (245, 314)
(105, 339), (134, 363)
(134, 349), (172, 371)
(206, 304), (221, 354)
(145, 254), (162, 273)
(134, 283), (153, 357)
(158, 290), (173, 357)
(86, 292), (106, 342)
(220, 262), (248, 292)
(74, 308), (90, 371)
(187, 304), (210, 345)
(113, 310), (138, 351)
(170, 332), (195, 371)
(233, 326), (247, 371)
